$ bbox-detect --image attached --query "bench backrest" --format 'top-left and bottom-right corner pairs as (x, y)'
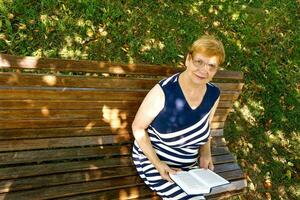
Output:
(0, 54), (244, 199)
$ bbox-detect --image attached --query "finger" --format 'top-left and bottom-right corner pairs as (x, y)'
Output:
(200, 162), (208, 169)
(209, 162), (214, 171)
(162, 173), (173, 183)
(172, 168), (182, 172)
(166, 167), (177, 175)
(166, 175), (174, 183)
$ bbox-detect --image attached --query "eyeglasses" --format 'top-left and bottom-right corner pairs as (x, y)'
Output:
(192, 58), (218, 71)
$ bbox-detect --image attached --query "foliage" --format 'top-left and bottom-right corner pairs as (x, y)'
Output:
(0, 0), (299, 199)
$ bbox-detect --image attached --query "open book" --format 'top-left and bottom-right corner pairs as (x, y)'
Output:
(169, 168), (230, 195)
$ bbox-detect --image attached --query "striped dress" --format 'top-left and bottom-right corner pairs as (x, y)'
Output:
(132, 73), (220, 200)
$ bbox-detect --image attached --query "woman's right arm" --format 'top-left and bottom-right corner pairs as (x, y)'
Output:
(132, 84), (177, 182)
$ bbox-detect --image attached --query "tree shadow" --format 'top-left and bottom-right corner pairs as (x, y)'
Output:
(1, 0), (299, 199)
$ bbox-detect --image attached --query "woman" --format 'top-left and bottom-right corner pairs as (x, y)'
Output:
(132, 35), (225, 200)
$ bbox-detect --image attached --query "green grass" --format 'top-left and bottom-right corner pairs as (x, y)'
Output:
(1, 0), (299, 199)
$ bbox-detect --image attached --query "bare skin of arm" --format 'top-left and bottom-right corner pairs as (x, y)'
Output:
(199, 97), (220, 170)
(132, 84), (180, 182)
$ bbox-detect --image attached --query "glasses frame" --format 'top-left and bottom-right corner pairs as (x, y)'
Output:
(190, 54), (219, 71)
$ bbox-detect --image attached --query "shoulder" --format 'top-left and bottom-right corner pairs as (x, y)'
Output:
(207, 82), (220, 96)
(158, 73), (180, 88)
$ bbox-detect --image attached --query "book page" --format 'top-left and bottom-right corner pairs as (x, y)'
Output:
(170, 171), (210, 194)
(190, 168), (229, 188)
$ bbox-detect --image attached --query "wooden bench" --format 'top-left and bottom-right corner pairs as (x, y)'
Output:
(0, 54), (246, 200)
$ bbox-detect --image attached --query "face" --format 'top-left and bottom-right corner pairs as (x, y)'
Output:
(185, 52), (219, 85)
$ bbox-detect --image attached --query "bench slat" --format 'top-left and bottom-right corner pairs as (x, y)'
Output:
(0, 100), (140, 110)
(0, 166), (138, 193)
(206, 179), (247, 198)
(0, 127), (224, 140)
(0, 169), (244, 199)
(0, 154), (239, 180)
(0, 164), (244, 197)
(0, 129), (226, 152)
(0, 99), (234, 110)
(207, 189), (245, 200)
(56, 185), (156, 200)
(0, 73), (244, 90)
(0, 157), (134, 180)
(0, 108), (230, 120)
(0, 145), (230, 166)
(0, 127), (226, 141)
(0, 119), (225, 130)
(0, 54), (244, 80)
(0, 88), (241, 102)
(0, 176), (142, 200)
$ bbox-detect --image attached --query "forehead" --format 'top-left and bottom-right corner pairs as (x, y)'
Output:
(192, 53), (219, 65)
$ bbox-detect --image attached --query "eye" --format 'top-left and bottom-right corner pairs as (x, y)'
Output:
(196, 60), (204, 65)
(208, 64), (217, 68)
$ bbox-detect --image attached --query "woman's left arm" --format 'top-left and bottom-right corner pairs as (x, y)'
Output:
(199, 97), (220, 170)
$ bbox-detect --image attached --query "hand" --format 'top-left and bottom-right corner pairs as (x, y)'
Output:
(155, 161), (181, 182)
(199, 155), (214, 171)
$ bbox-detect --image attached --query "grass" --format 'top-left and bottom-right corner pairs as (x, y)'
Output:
(0, 0), (299, 199)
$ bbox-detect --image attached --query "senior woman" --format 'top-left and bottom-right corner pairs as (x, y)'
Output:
(132, 35), (225, 200)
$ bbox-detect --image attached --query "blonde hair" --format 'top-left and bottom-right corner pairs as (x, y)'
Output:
(189, 35), (225, 65)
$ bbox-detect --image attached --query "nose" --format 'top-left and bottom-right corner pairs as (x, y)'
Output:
(200, 64), (210, 73)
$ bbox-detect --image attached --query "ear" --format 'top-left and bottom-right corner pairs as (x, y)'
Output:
(185, 53), (191, 67)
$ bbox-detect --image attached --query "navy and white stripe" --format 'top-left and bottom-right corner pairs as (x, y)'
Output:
(132, 73), (220, 200)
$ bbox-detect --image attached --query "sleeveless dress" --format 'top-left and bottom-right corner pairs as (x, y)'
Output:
(132, 73), (220, 200)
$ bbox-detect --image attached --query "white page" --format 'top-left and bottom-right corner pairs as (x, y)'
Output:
(190, 168), (229, 188)
(170, 171), (210, 194)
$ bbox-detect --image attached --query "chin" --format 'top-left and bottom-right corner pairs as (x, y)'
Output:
(192, 77), (208, 85)
(192, 74), (209, 85)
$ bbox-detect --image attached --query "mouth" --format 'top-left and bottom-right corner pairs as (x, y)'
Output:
(194, 73), (207, 79)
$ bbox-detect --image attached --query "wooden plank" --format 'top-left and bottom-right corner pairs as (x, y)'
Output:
(0, 73), (158, 90)
(212, 154), (235, 164)
(206, 179), (247, 198)
(0, 156), (134, 180)
(0, 175), (142, 200)
(0, 118), (134, 129)
(0, 166), (138, 193)
(0, 72), (244, 90)
(0, 54), (243, 80)
(0, 88), (148, 100)
(0, 135), (133, 152)
(0, 127), (224, 141)
(137, 195), (161, 200)
(211, 136), (228, 147)
(207, 189), (245, 200)
(0, 53), (180, 76)
(56, 185), (156, 200)
(27, 170), (244, 200)
(0, 145), (229, 166)
(0, 125), (225, 151)
(0, 165), (245, 199)
(0, 87), (241, 101)
(0, 126), (119, 139)
(0, 108), (230, 120)
(0, 100), (141, 110)
(214, 163), (241, 173)
(0, 109), (136, 120)
(0, 145), (132, 165)
(0, 118), (224, 130)
(217, 169), (245, 181)
(0, 99), (234, 110)
(0, 153), (237, 180)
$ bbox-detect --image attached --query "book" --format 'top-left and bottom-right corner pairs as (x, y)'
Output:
(169, 168), (230, 195)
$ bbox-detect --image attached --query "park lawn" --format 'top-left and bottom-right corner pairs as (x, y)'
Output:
(0, 0), (299, 199)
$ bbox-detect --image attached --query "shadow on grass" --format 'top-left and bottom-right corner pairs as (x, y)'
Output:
(0, 0), (299, 199)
